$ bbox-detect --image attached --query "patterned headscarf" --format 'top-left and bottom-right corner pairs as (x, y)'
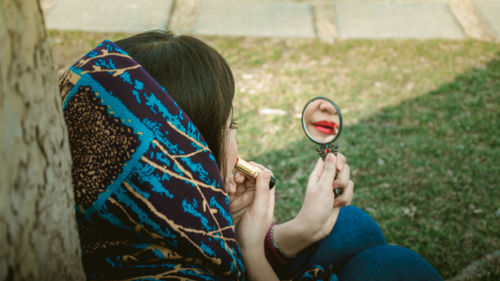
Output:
(60, 40), (245, 280)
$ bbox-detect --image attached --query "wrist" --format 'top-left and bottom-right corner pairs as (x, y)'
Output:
(240, 246), (267, 270)
(294, 210), (333, 242)
(266, 224), (295, 263)
(273, 217), (317, 257)
(241, 247), (264, 261)
(239, 236), (266, 259)
(243, 249), (279, 281)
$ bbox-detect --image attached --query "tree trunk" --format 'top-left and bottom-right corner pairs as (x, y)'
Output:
(0, 0), (85, 280)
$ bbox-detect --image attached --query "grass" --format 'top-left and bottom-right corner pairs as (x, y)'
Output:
(48, 30), (500, 279)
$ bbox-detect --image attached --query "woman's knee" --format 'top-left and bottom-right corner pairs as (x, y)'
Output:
(339, 245), (443, 281)
(307, 206), (386, 269)
(332, 206), (386, 246)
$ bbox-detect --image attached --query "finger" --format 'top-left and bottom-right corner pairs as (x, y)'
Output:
(234, 171), (246, 184)
(244, 179), (256, 190)
(252, 171), (272, 211)
(318, 153), (337, 188)
(227, 180), (236, 194)
(333, 163), (350, 189)
(230, 189), (256, 212)
(234, 182), (248, 197)
(336, 152), (346, 171)
(335, 180), (354, 207)
(308, 157), (325, 186)
(267, 186), (276, 221)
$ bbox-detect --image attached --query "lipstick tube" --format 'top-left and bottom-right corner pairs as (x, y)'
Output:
(235, 157), (276, 189)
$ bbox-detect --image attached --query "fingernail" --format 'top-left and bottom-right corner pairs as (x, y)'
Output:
(337, 161), (344, 170)
(327, 153), (335, 162)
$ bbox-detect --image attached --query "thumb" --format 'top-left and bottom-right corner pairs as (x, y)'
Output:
(318, 153), (337, 188)
(308, 157), (325, 186)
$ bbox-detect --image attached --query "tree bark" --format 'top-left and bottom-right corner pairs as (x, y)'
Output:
(0, 0), (85, 280)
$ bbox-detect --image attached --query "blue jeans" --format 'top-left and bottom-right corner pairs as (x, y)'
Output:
(277, 206), (443, 281)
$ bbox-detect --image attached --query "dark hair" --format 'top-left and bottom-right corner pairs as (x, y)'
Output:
(115, 31), (234, 174)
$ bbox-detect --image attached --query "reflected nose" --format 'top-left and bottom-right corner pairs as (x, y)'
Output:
(319, 101), (336, 114)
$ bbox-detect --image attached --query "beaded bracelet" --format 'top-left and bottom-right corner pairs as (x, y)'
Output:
(269, 224), (297, 260)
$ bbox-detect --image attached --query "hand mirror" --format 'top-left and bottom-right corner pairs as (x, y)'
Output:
(301, 97), (344, 196)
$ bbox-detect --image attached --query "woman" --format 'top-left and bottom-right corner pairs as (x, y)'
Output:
(60, 30), (442, 280)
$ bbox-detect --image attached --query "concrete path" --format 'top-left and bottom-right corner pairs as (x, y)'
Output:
(474, 0), (500, 37)
(334, 1), (465, 39)
(192, 1), (315, 38)
(42, 0), (500, 41)
(44, 0), (173, 33)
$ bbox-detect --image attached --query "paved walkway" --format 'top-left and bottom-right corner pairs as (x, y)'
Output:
(42, 0), (500, 41)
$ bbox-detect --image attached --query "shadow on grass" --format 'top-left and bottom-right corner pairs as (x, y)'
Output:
(254, 54), (500, 279)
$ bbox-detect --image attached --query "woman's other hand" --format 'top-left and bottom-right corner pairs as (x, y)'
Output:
(272, 153), (353, 257)
(296, 153), (340, 242)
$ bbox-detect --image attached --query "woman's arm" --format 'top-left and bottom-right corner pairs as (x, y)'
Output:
(241, 247), (280, 281)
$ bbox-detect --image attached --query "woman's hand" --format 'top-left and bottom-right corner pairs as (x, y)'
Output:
(228, 162), (272, 227)
(236, 171), (275, 251)
(299, 152), (354, 237)
(273, 153), (353, 257)
(236, 171), (279, 281)
(297, 153), (340, 241)
(227, 171), (255, 226)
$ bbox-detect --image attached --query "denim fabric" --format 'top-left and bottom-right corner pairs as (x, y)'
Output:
(278, 206), (443, 281)
(338, 245), (443, 281)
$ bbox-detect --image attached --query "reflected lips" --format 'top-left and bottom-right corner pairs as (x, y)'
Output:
(312, 121), (338, 135)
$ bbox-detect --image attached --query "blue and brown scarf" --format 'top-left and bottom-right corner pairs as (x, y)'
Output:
(60, 40), (244, 280)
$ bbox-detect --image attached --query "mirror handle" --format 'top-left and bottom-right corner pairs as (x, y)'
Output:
(316, 143), (344, 196)
(316, 143), (339, 160)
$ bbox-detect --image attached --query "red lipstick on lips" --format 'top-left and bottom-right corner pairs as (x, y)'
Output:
(312, 120), (338, 135)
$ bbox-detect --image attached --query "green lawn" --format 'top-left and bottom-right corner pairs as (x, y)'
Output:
(49, 31), (500, 279)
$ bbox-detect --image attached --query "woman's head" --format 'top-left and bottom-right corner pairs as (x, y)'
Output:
(115, 31), (236, 178)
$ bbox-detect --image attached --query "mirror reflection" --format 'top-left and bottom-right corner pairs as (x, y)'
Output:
(302, 97), (342, 144)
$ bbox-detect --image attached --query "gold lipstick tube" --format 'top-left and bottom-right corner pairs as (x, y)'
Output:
(235, 157), (276, 189)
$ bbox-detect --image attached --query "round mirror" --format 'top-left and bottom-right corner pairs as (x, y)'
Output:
(301, 97), (344, 196)
(301, 97), (342, 145)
